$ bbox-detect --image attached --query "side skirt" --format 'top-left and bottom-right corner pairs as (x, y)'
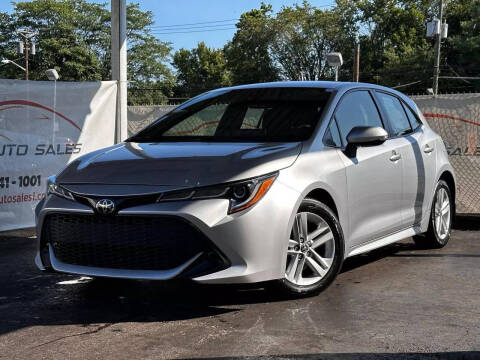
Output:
(346, 225), (422, 258)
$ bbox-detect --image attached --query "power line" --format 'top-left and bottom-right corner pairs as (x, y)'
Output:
(148, 18), (238, 29)
(151, 27), (237, 35)
(150, 23), (237, 32)
(147, 3), (336, 30)
(392, 80), (422, 89)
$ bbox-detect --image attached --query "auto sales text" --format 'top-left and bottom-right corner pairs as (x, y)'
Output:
(0, 143), (82, 156)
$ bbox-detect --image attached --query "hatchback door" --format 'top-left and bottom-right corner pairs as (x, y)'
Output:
(334, 90), (405, 249)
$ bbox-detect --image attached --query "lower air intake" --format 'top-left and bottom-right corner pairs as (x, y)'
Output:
(43, 213), (210, 271)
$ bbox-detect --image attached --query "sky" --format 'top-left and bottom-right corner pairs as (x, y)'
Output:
(0, 0), (335, 51)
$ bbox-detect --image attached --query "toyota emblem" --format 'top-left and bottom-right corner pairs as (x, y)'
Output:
(96, 199), (115, 215)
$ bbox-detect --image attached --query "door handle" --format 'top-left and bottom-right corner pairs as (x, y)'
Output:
(389, 151), (401, 162)
(424, 144), (434, 154)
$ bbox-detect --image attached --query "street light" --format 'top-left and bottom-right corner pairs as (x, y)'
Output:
(45, 68), (59, 81)
(326, 52), (343, 81)
(1, 58), (26, 72)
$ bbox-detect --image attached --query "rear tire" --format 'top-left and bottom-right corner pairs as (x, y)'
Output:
(413, 180), (452, 249)
(271, 198), (344, 297)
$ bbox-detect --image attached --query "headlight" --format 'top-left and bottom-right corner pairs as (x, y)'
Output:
(47, 175), (74, 200)
(157, 172), (277, 214)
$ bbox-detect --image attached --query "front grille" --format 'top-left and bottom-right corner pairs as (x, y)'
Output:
(43, 213), (210, 270)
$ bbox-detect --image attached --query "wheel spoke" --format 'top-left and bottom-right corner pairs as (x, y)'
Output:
(294, 256), (306, 282)
(310, 249), (330, 269)
(442, 214), (450, 230)
(289, 239), (298, 248)
(300, 212), (308, 239)
(441, 201), (449, 215)
(286, 254), (299, 280)
(308, 225), (328, 241)
(441, 216), (448, 234)
(436, 214), (442, 234)
(306, 256), (326, 277)
(293, 216), (301, 241)
(311, 231), (333, 249)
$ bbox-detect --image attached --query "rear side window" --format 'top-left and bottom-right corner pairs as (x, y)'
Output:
(323, 119), (342, 147)
(240, 106), (265, 129)
(376, 92), (412, 137)
(335, 90), (383, 144)
(402, 103), (422, 130)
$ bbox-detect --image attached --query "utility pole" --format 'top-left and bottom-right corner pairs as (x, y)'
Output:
(17, 29), (37, 80)
(432, 0), (444, 96)
(111, 0), (128, 143)
(353, 43), (360, 82)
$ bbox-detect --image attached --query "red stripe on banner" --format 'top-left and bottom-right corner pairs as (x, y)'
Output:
(423, 113), (480, 127)
(0, 133), (13, 142)
(0, 99), (81, 131)
(168, 120), (221, 136)
(0, 105), (24, 111)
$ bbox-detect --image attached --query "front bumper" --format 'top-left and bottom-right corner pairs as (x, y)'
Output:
(35, 174), (300, 284)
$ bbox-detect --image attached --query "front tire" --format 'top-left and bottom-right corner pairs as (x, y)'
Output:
(272, 198), (344, 297)
(414, 180), (453, 249)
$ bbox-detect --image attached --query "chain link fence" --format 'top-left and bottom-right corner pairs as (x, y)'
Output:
(128, 92), (480, 215)
(128, 105), (176, 136)
(411, 93), (480, 214)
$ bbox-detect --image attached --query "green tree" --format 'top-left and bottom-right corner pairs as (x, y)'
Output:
(0, 11), (21, 79)
(0, 0), (173, 98)
(270, 0), (357, 81)
(172, 41), (231, 97)
(355, 0), (432, 91)
(224, 3), (279, 85)
(443, 0), (480, 91)
(10, 0), (108, 80)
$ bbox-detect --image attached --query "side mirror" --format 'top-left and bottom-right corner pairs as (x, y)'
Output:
(345, 126), (388, 157)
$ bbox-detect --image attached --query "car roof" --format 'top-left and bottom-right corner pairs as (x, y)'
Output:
(216, 81), (407, 97)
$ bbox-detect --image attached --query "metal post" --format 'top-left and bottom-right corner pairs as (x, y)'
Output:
(52, 79), (57, 145)
(111, 0), (128, 144)
(24, 38), (28, 80)
(335, 67), (338, 82)
(432, 0), (444, 96)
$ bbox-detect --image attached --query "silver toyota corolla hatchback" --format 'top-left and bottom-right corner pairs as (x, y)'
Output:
(35, 81), (456, 296)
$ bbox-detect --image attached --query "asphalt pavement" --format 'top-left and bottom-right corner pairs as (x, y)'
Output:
(1, 220), (479, 360)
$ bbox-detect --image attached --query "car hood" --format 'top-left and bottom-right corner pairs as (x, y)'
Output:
(57, 141), (301, 195)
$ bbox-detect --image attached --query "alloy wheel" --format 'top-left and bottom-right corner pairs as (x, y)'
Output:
(434, 187), (451, 241)
(285, 212), (335, 286)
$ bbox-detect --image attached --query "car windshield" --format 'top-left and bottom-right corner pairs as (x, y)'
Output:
(127, 87), (332, 143)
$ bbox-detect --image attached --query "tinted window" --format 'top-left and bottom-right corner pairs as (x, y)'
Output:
(164, 103), (227, 136)
(376, 92), (412, 136)
(129, 87), (331, 143)
(241, 107), (264, 129)
(402, 102), (421, 129)
(323, 119), (342, 147)
(335, 90), (383, 144)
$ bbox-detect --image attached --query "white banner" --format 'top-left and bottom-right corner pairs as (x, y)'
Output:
(0, 79), (117, 231)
